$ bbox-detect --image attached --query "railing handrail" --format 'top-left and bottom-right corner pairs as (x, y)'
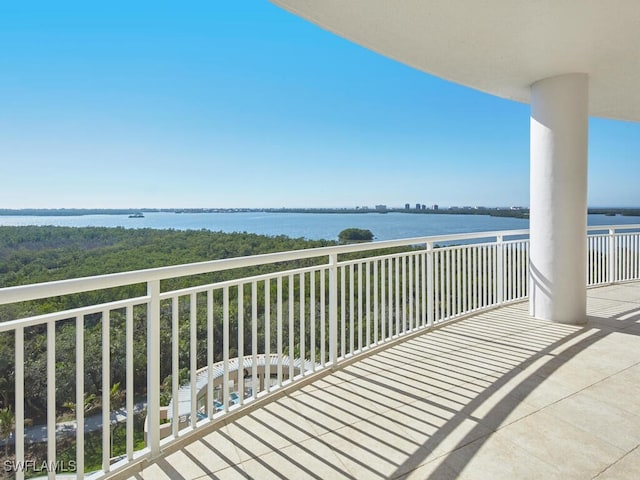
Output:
(587, 224), (640, 233)
(0, 228), (531, 305)
(1, 224), (638, 306)
(2, 225), (638, 306)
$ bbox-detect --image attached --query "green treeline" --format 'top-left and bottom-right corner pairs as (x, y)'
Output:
(0, 226), (334, 288)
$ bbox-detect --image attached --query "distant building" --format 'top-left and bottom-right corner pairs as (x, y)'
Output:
(421, 204), (426, 210)
(433, 204), (439, 210)
(405, 203), (410, 210)
(415, 203), (421, 210)
(375, 204), (387, 211)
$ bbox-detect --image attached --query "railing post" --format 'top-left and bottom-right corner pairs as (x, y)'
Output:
(329, 253), (338, 368)
(147, 280), (161, 457)
(426, 242), (434, 328)
(608, 228), (617, 284)
(15, 327), (24, 480)
(496, 234), (504, 304)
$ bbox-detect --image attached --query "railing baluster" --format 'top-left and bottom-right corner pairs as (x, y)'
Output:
(402, 256), (407, 331)
(609, 228), (616, 283)
(329, 253), (338, 367)
(374, 260), (379, 344)
(358, 262), (363, 351)
(251, 281), (258, 397)
(395, 256), (401, 334)
(520, 241), (525, 296)
(469, 247), (474, 310)
(511, 243), (516, 300)
(522, 241), (527, 296)
(288, 275), (294, 382)
(171, 297), (179, 437)
(443, 247), (451, 318)
(597, 236), (601, 283)
(631, 234), (638, 279)
(408, 255), (413, 330)
(595, 236), (601, 283)
(625, 235), (630, 280)
(474, 247), (479, 310)
(482, 246), (487, 307)
(223, 286), (230, 412)
(366, 261), (371, 346)
(381, 258), (387, 339)
(512, 243), (516, 298)
(421, 251), (427, 327)
(601, 235), (606, 283)
(340, 266), (346, 358)
(417, 254), (422, 324)
(516, 242), (520, 299)
(190, 293), (198, 424)
(434, 249), (440, 322)
(15, 326), (24, 480)
(101, 309), (110, 473)
(147, 280), (161, 457)
(277, 277), (283, 386)
(125, 305), (133, 460)
(300, 273), (306, 374)
(47, 321), (56, 480)
(238, 285), (244, 405)
(507, 243), (512, 300)
(320, 270), (325, 367)
(349, 263), (355, 354)
(456, 248), (461, 315)
(310, 274), (315, 372)
(75, 316), (84, 479)
(519, 242), (524, 298)
(388, 257), (393, 335)
(460, 247), (466, 316)
(207, 290), (214, 416)
(264, 280), (271, 393)
(425, 243), (433, 327)
(484, 246), (489, 307)
(588, 236), (594, 285)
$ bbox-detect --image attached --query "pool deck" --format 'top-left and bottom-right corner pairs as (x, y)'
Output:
(119, 282), (640, 479)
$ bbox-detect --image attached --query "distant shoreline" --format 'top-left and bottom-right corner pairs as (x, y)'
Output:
(0, 207), (639, 220)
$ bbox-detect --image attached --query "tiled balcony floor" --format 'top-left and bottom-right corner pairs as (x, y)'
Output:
(121, 283), (640, 480)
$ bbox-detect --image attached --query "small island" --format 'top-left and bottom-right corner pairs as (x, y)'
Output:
(338, 228), (374, 244)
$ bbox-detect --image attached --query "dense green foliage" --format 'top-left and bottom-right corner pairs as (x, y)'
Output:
(0, 226), (333, 288)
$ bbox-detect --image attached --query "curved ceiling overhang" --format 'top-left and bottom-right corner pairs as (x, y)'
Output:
(270, 0), (640, 121)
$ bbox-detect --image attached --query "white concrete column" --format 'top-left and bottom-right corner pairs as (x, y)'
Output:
(529, 73), (588, 324)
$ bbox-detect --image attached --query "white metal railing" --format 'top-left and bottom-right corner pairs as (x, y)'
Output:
(0, 225), (639, 479)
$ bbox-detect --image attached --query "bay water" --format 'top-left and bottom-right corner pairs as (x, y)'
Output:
(0, 211), (639, 242)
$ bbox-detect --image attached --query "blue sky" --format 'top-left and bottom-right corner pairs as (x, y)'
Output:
(0, 1), (638, 209)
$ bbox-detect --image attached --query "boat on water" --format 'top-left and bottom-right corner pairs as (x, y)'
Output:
(128, 213), (144, 218)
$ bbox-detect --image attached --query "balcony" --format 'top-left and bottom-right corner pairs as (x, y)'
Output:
(1, 226), (639, 479)
(126, 283), (640, 480)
